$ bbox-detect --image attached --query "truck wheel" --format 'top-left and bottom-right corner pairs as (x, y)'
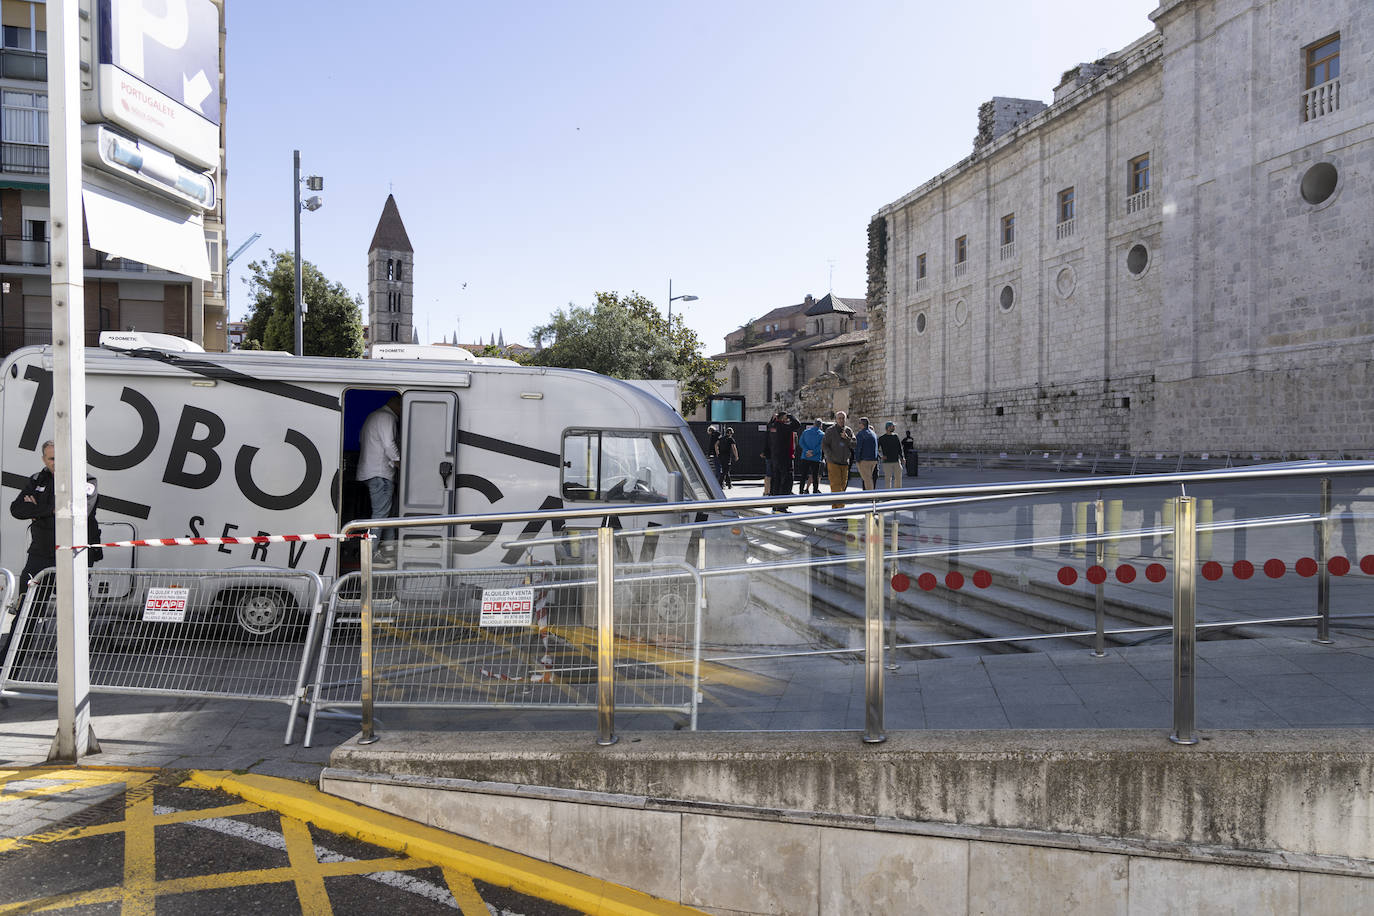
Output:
(224, 589), (299, 638)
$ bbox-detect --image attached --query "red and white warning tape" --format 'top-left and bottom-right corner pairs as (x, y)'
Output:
(59, 532), (373, 550)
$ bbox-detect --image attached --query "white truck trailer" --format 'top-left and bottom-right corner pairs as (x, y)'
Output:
(0, 338), (733, 632)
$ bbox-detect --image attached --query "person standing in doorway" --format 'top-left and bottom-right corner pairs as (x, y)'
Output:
(766, 410), (802, 510)
(822, 411), (856, 507)
(902, 429), (917, 477)
(357, 395), (402, 563)
(878, 421), (906, 489)
(797, 418), (825, 495)
(854, 418), (880, 491)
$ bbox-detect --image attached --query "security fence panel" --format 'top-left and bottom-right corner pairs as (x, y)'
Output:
(305, 557), (701, 746)
(1, 568), (324, 742)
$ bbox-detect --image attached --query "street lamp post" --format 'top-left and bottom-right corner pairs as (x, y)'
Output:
(292, 150), (324, 356)
(667, 278), (698, 328)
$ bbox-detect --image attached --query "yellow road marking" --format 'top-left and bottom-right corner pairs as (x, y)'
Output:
(281, 815), (333, 916)
(191, 770), (706, 915)
(121, 784), (157, 916)
(443, 867), (494, 916)
(0, 801), (262, 853)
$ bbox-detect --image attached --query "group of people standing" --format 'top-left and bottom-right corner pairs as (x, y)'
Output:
(706, 412), (917, 508)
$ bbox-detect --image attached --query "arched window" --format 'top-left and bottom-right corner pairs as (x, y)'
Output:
(730, 367), (740, 390)
(395, 260), (403, 281)
(764, 363), (773, 402)
(387, 259), (394, 280)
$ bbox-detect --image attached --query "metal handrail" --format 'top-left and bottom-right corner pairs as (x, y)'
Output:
(347, 462), (1374, 746)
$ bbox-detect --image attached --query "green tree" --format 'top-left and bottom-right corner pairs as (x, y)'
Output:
(529, 291), (722, 414)
(242, 251), (364, 358)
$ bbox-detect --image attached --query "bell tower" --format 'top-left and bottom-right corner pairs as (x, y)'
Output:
(366, 194), (414, 351)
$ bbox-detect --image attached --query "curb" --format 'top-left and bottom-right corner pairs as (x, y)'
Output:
(187, 769), (703, 916)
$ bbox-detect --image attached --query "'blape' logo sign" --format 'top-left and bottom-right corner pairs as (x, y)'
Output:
(480, 588), (534, 628)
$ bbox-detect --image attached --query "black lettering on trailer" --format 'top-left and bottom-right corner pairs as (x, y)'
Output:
(18, 364), (52, 452)
(218, 522), (238, 555)
(318, 545), (331, 576)
(250, 531), (270, 562)
(164, 405), (225, 489)
(449, 473), (503, 555)
(287, 540), (309, 568)
(500, 495), (566, 565)
(87, 386), (160, 471)
(188, 515), (204, 536)
(234, 428), (322, 512)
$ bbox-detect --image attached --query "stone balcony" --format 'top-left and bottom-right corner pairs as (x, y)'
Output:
(1302, 78), (1340, 122)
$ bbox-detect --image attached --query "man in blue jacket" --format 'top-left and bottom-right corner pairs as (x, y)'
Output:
(854, 417), (880, 491)
(797, 419), (825, 494)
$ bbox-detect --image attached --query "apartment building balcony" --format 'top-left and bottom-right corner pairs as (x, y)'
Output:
(953, 261), (968, 279)
(999, 241), (1016, 261)
(1056, 218), (1075, 240)
(0, 142), (48, 176)
(0, 239), (183, 275)
(1302, 78), (1340, 122)
(0, 48), (45, 81)
(1125, 187), (1153, 215)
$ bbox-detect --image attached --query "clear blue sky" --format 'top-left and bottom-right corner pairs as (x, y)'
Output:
(225, 0), (1159, 354)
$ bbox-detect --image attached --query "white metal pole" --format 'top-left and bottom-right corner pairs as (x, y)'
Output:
(47, 0), (97, 761)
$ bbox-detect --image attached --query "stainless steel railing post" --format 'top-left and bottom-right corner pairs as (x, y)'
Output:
(1316, 477), (1333, 645)
(1170, 496), (1198, 746)
(596, 525), (618, 746)
(886, 514), (900, 671)
(1093, 496), (1106, 657)
(358, 531), (378, 745)
(863, 510), (887, 744)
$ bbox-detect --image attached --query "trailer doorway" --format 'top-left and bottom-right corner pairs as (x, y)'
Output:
(340, 388), (401, 573)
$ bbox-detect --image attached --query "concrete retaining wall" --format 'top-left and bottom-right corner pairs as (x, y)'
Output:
(322, 730), (1374, 914)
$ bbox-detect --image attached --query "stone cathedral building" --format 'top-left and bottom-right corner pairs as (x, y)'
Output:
(366, 194), (415, 350)
(863, 0), (1371, 455)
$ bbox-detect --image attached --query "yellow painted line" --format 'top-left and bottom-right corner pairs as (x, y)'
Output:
(121, 786), (157, 916)
(189, 770), (705, 916)
(444, 867), (494, 916)
(0, 801), (262, 853)
(280, 815), (332, 916)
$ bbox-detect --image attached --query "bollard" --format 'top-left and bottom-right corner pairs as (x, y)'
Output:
(358, 532), (378, 745)
(1093, 497), (1106, 657)
(1073, 501), (1088, 557)
(863, 511), (887, 743)
(596, 525), (618, 746)
(1199, 498), (1214, 560)
(1316, 478), (1332, 644)
(1105, 499), (1123, 565)
(1170, 496), (1198, 746)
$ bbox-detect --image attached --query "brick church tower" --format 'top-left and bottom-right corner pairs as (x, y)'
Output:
(366, 194), (415, 350)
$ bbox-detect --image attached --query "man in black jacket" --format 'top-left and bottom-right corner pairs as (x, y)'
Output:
(10, 441), (101, 605)
(765, 411), (802, 510)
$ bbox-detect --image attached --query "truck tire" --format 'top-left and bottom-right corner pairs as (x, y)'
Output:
(220, 588), (302, 639)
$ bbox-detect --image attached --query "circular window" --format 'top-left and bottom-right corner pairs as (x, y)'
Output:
(953, 299), (969, 327)
(915, 312), (927, 334)
(1055, 266), (1076, 298)
(998, 285), (1015, 311)
(1127, 244), (1149, 276)
(1300, 162), (1338, 205)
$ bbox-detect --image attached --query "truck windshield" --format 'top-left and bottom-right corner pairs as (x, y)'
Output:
(562, 430), (711, 503)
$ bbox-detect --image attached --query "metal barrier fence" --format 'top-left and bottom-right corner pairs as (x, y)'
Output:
(0, 567), (325, 743)
(304, 562), (701, 747)
(345, 460), (1374, 746)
